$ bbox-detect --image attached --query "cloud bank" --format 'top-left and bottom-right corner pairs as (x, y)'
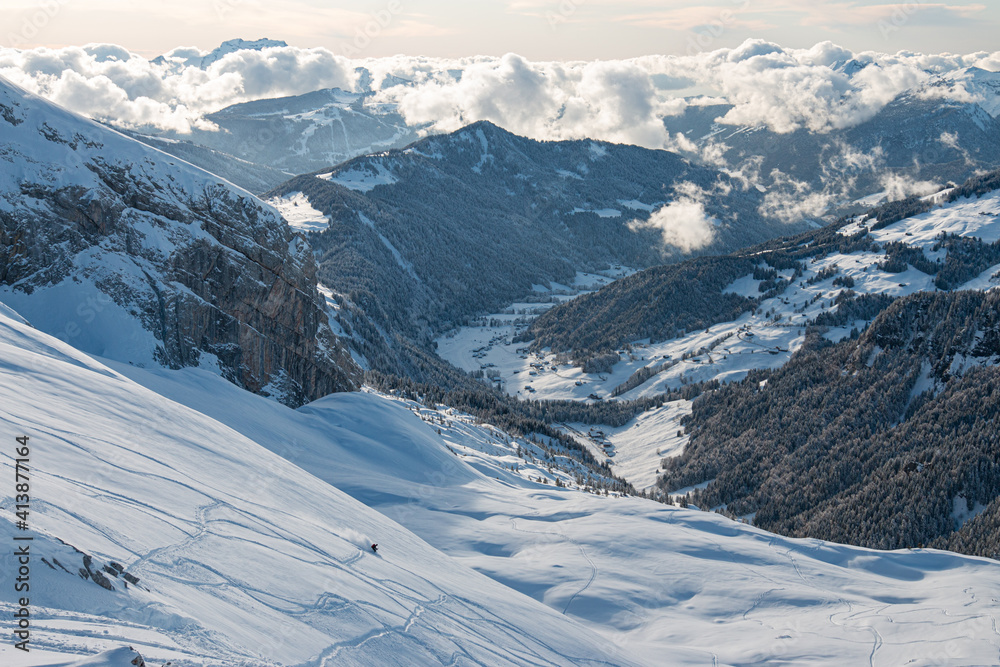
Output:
(2, 39), (998, 142)
(2, 38), (997, 229)
(0, 43), (357, 132)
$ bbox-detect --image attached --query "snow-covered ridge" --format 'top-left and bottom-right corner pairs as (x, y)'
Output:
(3, 277), (1000, 665)
(318, 160), (399, 192)
(266, 191), (331, 232)
(0, 74), (358, 405)
(939, 66), (1000, 119)
(152, 38), (290, 71)
(54, 306), (1000, 666)
(0, 305), (633, 666)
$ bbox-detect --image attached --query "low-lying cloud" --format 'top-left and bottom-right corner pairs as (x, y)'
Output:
(0, 43), (356, 132)
(1, 39), (997, 229)
(2, 39), (997, 143)
(629, 182), (717, 253)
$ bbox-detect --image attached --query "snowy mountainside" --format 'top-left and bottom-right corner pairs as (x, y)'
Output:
(199, 38), (290, 69)
(137, 88), (420, 187)
(0, 305), (635, 666)
(116, 127), (293, 194)
(937, 66), (1000, 119)
(664, 75), (1000, 216)
(106, 349), (1000, 667)
(439, 174), (1000, 492)
(151, 38), (290, 71)
(267, 120), (796, 373)
(0, 74), (358, 406)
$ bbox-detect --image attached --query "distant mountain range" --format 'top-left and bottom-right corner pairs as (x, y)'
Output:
(665, 67), (1000, 216)
(131, 87), (420, 193)
(126, 55), (1000, 220)
(151, 37), (291, 70)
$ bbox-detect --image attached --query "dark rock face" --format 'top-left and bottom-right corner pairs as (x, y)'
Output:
(0, 76), (359, 406)
(81, 554), (115, 591)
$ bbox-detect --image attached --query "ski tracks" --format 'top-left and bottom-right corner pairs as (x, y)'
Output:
(131, 500), (223, 574)
(508, 515), (599, 617)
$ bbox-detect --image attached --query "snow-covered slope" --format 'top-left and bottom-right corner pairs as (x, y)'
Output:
(140, 87), (420, 181)
(941, 66), (1000, 119)
(3, 267), (999, 664)
(0, 74), (358, 405)
(103, 349), (1000, 667)
(0, 305), (635, 666)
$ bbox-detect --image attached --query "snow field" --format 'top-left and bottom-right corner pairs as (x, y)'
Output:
(0, 306), (639, 666)
(112, 353), (1000, 667)
(266, 192), (331, 233)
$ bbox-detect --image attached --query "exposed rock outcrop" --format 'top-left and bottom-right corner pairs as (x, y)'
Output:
(0, 76), (358, 405)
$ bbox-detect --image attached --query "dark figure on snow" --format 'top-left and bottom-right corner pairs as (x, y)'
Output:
(371, 543), (378, 554)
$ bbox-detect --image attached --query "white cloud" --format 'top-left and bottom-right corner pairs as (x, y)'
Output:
(378, 55), (681, 149)
(629, 182), (717, 252)
(759, 169), (837, 223)
(757, 141), (890, 222)
(880, 173), (941, 201)
(0, 38), (997, 156)
(0, 43), (355, 132)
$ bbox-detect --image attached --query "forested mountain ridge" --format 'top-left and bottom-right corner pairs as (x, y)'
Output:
(524, 168), (1000, 363)
(660, 289), (1000, 559)
(268, 120), (799, 344)
(436, 167), (1000, 551)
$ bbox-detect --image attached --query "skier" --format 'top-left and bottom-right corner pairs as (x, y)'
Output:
(371, 543), (378, 554)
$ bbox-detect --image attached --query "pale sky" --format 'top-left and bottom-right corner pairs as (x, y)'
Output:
(2, 0), (998, 59)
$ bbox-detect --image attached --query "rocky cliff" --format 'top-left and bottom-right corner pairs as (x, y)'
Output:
(0, 76), (358, 405)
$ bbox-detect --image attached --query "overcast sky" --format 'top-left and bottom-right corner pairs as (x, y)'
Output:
(2, 0), (997, 59)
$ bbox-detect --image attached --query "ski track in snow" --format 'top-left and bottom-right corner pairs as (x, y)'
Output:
(507, 516), (598, 616)
(0, 306), (640, 666)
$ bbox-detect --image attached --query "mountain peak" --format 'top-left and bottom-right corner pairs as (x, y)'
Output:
(201, 38), (288, 67)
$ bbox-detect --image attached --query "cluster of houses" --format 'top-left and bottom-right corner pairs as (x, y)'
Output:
(588, 428), (615, 457)
(471, 332), (513, 360)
